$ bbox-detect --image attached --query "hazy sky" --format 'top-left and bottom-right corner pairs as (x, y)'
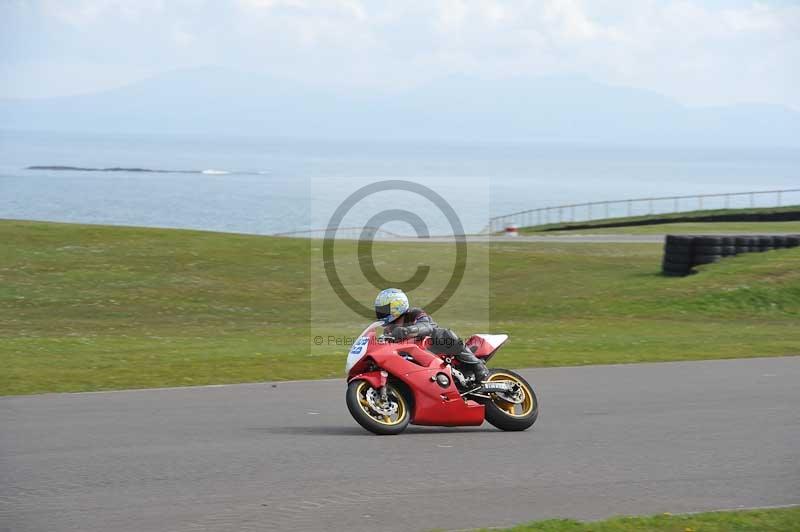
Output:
(1, 0), (798, 108)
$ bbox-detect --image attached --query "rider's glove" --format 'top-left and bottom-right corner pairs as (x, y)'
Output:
(393, 326), (409, 340)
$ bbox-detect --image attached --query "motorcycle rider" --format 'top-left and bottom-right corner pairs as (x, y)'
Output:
(373, 288), (490, 383)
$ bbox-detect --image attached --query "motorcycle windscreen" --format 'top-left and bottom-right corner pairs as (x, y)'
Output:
(345, 321), (383, 374)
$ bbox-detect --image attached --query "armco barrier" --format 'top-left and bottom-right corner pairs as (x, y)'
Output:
(489, 189), (800, 234)
(662, 234), (800, 277)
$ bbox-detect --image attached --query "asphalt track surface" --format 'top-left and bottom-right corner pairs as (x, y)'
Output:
(2, 357), (798, 532)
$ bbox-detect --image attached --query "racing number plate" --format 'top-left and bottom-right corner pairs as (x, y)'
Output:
(349, 336), (369, 357)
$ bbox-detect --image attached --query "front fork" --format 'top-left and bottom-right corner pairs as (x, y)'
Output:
(379, 372), (389, 403)
(349, 369), (390, 400)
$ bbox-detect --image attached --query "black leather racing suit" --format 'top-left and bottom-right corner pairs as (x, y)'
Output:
(384, 308), (489, 381)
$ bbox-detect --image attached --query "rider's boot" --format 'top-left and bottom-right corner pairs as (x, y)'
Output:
(456, 349), (490, 384)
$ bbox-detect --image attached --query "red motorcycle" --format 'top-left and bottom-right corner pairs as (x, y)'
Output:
(345, 321), (538, 435)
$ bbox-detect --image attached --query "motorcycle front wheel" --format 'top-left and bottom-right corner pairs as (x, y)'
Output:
(482, 368), (538, 431)
(346, 380), (410, 435)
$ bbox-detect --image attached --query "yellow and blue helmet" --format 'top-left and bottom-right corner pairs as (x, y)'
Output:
(374, 288), (409, 324)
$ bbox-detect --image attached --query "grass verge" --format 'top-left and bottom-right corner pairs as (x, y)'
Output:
(485, 506), (800, 531)
(1, 220), (799, 395)
(518, 205), (800, 234)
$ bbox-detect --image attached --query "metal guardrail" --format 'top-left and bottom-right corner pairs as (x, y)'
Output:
(487, 188), (800, 233)
(278, 189), (800, 238)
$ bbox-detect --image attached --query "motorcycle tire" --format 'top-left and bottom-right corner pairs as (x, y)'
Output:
(665, 235), (693, 246)
(346, 380), (410, 435)
(663, 249), (691, 262)
(664, 243), (692, 254)
(693, 253), (722, 264)
(482, 368), (538, 431)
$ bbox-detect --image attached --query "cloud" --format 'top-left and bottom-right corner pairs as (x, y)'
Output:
(1, 0), (798, 107)
(238, 0), (367, 20)
(37, 0), (166, 25)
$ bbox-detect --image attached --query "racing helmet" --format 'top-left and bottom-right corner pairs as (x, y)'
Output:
(374, 288), (409, 324)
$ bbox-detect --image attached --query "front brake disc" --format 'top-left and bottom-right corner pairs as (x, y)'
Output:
(366, 388), (399, 416)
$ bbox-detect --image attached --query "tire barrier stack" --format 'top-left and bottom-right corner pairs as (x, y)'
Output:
(662, 234), (800, 277)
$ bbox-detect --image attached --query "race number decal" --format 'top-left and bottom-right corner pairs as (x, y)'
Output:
(349, 336), (369, 357)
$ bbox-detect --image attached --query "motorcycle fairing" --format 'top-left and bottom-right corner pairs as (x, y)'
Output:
(345, 321), (383, 374)
(466, 334), (509, 361)
(347, 333), (484, 427)
(377, 351), (484, 427)
(349, 370), (387, 390)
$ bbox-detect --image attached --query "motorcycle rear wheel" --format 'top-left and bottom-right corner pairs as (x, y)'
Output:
(482, 368), (538, 431)
(346, 380), (410, 435)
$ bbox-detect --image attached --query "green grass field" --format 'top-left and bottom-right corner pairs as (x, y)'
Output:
(518, 205), (800, 235)
(2, 220), (799, 395)
(487, 507), (800, 532)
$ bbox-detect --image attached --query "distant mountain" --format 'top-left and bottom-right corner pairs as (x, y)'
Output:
(1, 66), (798, 146)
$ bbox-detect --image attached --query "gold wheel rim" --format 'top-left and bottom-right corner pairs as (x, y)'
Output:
(487, 372), (535, 417)
(355, 381), (408, 426)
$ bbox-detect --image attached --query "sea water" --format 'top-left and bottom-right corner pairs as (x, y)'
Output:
(1, 129), (798, 235)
